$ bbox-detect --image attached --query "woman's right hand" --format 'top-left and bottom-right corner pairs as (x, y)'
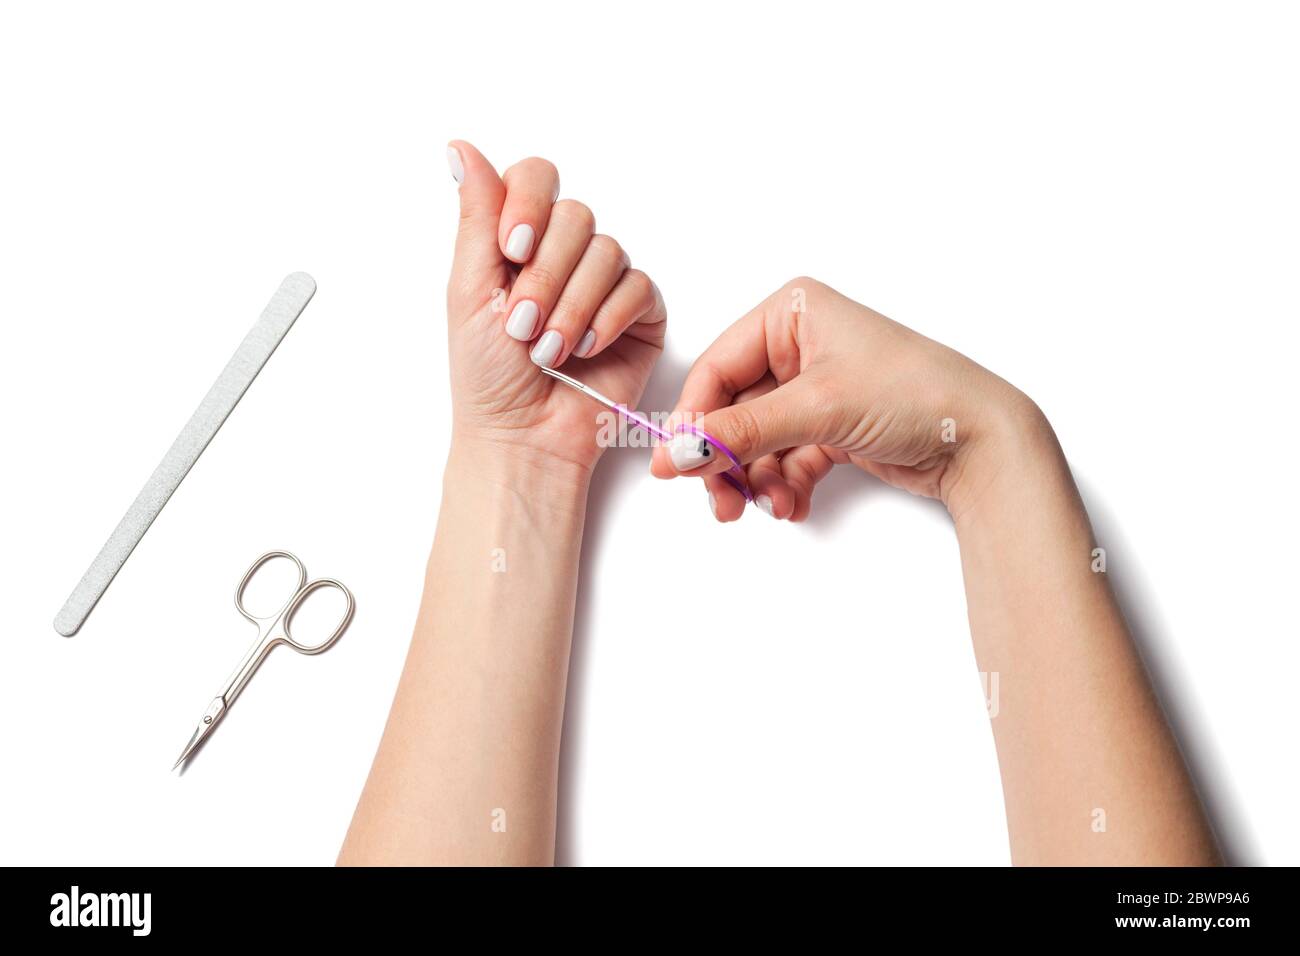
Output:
(650, 277), (1052, 523)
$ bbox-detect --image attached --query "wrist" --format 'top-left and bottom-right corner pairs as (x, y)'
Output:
(445, 434), (592, 517)
(941, 388), (1067, 529)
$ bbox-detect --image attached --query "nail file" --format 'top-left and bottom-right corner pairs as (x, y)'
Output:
(53, 272), (317, 637)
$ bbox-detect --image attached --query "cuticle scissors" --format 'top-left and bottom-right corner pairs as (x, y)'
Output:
(172, 550), (355, 770)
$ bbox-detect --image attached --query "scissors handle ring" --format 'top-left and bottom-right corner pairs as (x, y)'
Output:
(234, 550), (308, 624)
(280, 577), (355, 654)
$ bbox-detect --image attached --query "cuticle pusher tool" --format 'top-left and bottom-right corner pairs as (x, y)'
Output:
(537, 365), (752, 501)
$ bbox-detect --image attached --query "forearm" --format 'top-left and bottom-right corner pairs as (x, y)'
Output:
(339, 443), (589, 865)
(951, 406), (1220, 865)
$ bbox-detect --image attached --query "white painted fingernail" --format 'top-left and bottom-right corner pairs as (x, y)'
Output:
(756, 494), (776, 517)
(669, 433), (714, 472)
(447, 146), (464, 184)
(708, 493), (718, 518)
(505, 223), (535, 261)
(573, 329), (596, 358)
(506, 300), (540, 340)
(530, 329), (563, 367)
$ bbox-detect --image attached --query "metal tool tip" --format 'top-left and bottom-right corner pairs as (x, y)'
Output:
(172, 727), (201, 771)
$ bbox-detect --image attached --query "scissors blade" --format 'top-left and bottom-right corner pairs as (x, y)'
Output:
(172, 696), (227, 770)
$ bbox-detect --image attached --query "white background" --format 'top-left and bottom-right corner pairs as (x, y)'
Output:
(1, 1), (1294, 866)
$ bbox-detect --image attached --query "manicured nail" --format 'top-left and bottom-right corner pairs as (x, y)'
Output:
(505, 223), (535, 261)
(669, 433), (714, 472)
(756, 494), (776, 517)
(530, 329), (563, 367)
(447, 146), (464, 184)
(708, 493), (718, 518)
(506, 300), (540, 340)
(573, 329), (596, 358)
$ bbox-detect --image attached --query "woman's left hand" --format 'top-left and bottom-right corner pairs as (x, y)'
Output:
(444, 141), (666, 477)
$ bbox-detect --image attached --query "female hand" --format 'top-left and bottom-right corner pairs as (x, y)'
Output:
(650, 277), (1048, 522)
(649, 279), (1221, 866)
(342, 143), (666, 864)
(445, 141), (666, 479)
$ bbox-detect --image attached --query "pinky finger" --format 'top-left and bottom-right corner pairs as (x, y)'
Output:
(572, 268), (657, 358)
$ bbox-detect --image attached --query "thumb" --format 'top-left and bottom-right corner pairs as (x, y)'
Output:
(447, 140), (506, 298)
(665, 377), (835, 475)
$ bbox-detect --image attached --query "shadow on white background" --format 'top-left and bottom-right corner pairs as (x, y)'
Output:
(1081, 481), (1260, 866)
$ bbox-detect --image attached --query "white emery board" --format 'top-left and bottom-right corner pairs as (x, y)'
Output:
(53, 272), (317, 637)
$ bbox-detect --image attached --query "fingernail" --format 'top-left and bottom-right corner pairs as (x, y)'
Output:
(505, 223), (535, 261)
(708, 493), (718, 518)
(573, 329), (596, 358)
(447, 146), (464, 184)
(506, 301), (540, 340)
(530, 329), (563, 367)
(669, 433), (714, 472)
(756, 494), (776, 517)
